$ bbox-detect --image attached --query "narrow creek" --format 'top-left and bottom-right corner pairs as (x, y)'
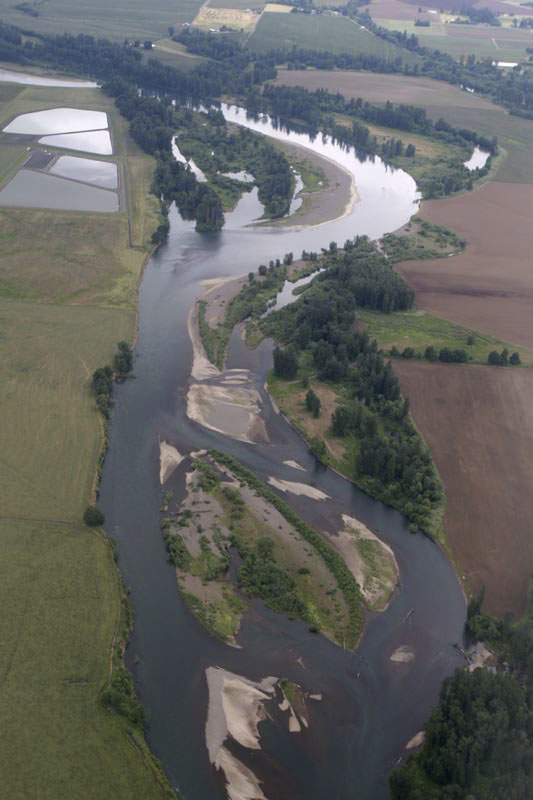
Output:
(98, 107), (466, 800)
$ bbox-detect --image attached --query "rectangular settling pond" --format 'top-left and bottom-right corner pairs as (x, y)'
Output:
(0, 170), (119, 212)
(49, 156), (118, 189)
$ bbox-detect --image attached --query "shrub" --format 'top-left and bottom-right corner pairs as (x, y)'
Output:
(83, 505), (105, 526)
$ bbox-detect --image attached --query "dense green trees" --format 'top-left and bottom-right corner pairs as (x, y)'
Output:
(273, 346), (299, 379)
(91, 342), (134, 418)
(391, 585), (533, 799)
(488, 348), (521, 366)
(176, 121), (293, 219)
(83, 506), (105, 526)
(264, 237), (441, 531)
(306, 388), (321, 417)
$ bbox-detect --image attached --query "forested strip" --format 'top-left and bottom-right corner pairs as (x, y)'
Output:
(390, 585), (533, 799)
(262, 237), (443, 532)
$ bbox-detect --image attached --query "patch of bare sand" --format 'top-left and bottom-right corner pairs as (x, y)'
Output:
(324, 514), (399, 612)
(265, 138), (359, 229)
(159, 441), (184, 484)
(188, 304), (220, 381)
(390, 645), (415, 664)
(199, 274), (247, 328)
(267, 477), (329, 501)
(205, 667), (278, 800)
(283, 459), (306, 472)
(187, 383), (269, 444)
(406, 731), (425, 750)
(215, 747), (266, 800)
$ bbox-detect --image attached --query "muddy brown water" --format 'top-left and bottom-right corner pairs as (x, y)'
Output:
(98, 110), (466, 800)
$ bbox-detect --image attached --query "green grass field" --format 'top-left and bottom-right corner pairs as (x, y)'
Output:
(0, 519), (168, 800)
(149, 38), (207, 72)
(358, 308), (533, 365)
(249, 11), (420, 62)
(0, 80), (168, 798)
(0, 0), (202, 41)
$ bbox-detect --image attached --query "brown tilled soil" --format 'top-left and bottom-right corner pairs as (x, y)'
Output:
(396, 182), (533, 349)
(394, 360), (533, 618)
(275, 70), (497, 112)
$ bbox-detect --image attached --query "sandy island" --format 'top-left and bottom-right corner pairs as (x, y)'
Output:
(325, 514), (400, 613)
(186, 293), (269, 444)
(205, 667), (278, 800)
(267, 477), (329, 501)
(159, 441), (183, 484)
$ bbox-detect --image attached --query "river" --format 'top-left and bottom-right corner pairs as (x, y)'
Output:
(98, 106), (466, 800)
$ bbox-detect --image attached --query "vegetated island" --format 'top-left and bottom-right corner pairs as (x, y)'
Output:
(161, 450), (398, 647)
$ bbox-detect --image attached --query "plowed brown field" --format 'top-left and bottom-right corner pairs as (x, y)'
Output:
(396, 182), (533, 349)
(394, 360), (533, 617)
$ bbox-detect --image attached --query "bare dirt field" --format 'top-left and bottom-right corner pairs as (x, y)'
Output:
(396, 181), (533, 349)
(394, 360), (533, 618)
(275, 69), (496, 114)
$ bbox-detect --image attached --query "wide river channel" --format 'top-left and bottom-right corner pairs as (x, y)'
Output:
(98, 105), (466, 800)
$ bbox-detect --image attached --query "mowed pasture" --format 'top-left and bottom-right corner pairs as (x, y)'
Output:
(397, 182), (533, 348)
(394, 361), (533, 618)
(249, 11), (420, 61)
(149, 38), (207, 72)
(0, 299), (132, 521)
(0, 519), (166, 800)
(0, 81), (166, 797)
(0, 0), (202, 41)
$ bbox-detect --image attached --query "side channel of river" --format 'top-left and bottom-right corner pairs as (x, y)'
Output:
(98, 107), (466, 800)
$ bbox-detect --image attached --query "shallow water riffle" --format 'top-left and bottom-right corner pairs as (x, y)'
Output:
(98, 112), (464, 800)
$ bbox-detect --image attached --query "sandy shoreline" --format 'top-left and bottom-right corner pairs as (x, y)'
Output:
(261, 137), (359, 229)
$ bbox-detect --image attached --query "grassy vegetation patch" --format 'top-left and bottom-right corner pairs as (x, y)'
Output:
(358, 308), (533, 366)
(0, 141), (26, 182)
(0, 519), (167, 800)
(380, 217), (465, 261)
(163, 454), (363, 647)
(249, 11), (419, 61)
(0, 299), (133, 522)
(0, 0), (203, 41)
(210, 451), (365, 646)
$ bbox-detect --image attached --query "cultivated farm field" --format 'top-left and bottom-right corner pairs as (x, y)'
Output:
(394, 361), (533, 618)
(0, 0), (201, 41)
(249, 11), (420, 61)
(397, 182), (533, 349)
